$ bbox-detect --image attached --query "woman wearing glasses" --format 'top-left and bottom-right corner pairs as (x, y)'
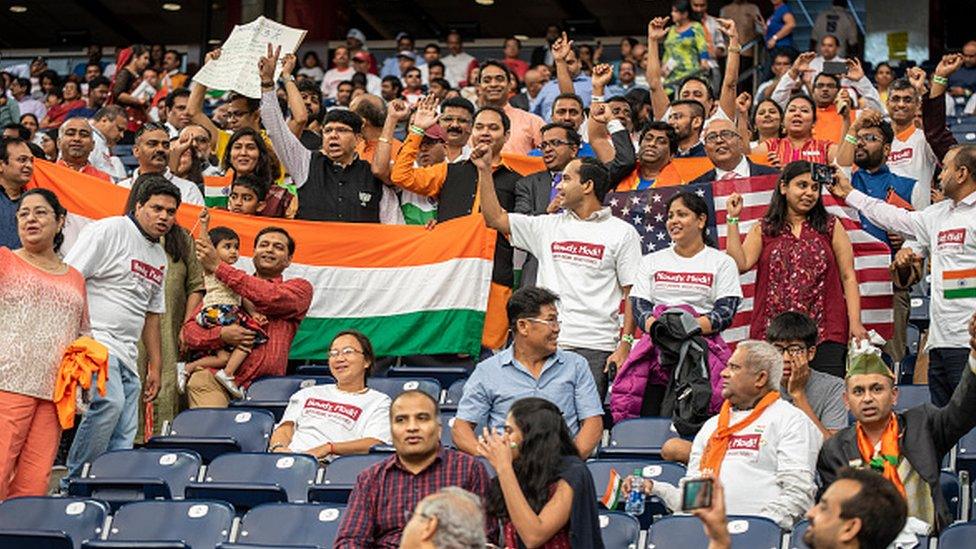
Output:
(268, 330), (391, 461)
(0, 189), (89, 497)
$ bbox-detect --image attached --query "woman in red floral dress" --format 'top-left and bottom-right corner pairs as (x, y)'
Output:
(724, 161), (867, 377)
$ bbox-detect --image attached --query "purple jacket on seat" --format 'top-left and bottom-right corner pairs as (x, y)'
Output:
(610, 303), (732, 424)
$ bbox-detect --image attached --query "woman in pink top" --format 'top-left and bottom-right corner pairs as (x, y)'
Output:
(753, 95), (837, 167)
(724, 161), (866, 378)
(0, 189), (89, 497)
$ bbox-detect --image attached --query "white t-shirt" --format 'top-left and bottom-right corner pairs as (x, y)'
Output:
(279, 385), (392, 454)
(118, 168), (205, 206)
(321, 67), (356, 99)
(630, 245), (743, 315)
(888, 126), (937, 211)
(64, 216), (167, 371)
(509, 208), (642, 351)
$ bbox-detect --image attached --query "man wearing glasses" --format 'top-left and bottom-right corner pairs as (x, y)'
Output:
(691, 118), (779, 183)
(452, 287), (605, 459)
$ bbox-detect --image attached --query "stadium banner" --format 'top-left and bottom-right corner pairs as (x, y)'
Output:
(31, 159), (496, 359)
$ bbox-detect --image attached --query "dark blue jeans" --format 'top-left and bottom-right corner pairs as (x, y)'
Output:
(928, 347), (971, 407)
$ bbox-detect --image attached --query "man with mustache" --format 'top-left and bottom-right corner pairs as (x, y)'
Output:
(56, 117), (111, 182)
(691, 118), (779, 182)
(118, 122), (204, 205)
(0, 137), (34, 248)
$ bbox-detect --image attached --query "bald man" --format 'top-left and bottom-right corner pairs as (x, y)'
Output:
(690, 118), (779, 182)
(57, 117), (112, 181)
(948, 40), (976, 97)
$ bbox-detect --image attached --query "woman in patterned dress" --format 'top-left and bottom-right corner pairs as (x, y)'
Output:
(723, 161), (867, 377)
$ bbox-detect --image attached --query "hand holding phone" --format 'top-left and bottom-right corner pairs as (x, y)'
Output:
(681, 477), (714, 511)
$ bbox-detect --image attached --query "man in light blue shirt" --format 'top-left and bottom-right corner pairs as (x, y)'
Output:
(452, 287), (605, 458)
(532, 43), (593, 123)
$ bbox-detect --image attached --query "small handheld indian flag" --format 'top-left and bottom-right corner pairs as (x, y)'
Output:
(944, 269), (976, 300)
(599, 468), (623, 509)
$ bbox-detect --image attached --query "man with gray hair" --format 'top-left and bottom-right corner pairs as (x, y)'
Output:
(631, 340), (822, 528)
(57, 116), (111, 181)
(399, 487), (487, 549)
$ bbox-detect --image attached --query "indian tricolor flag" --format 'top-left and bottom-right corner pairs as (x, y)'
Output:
(204, 173), (233, 208)
(31, 159), (496, 359)
(599, 468), (623, 509)
(944, 269), (976, 300)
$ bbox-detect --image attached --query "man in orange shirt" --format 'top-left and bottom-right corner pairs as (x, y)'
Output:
(56, 117), (111, 182)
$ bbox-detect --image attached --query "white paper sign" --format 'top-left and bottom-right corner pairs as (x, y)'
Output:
(192, 16), (307, 98)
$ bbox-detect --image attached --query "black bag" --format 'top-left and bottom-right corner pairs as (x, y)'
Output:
(652, 309), (713, 437)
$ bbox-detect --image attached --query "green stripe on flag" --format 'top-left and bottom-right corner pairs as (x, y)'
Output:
(289, 309), (486, 359)
(944, 287), (976, 299)
(205, 196), (229, 208)
(402, 203), (438, 226)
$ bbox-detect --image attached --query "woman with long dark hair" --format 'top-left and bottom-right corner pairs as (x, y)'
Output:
(109, 44), (151, 133)
(750, 98), (784, 150)
(0, 189), (88, 497)
(480, 397), (603, 549)
(220, 127), (280, 187)
(611, 191), (742, 423)
(752, 94), (837, 166)
(725, 161), (865, 377)
(123, 174), (204, 438)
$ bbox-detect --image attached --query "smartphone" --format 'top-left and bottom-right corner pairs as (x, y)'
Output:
(823, 61), (848, 76)
(681, 478), (714, 511)
(810, 163), (835, 187)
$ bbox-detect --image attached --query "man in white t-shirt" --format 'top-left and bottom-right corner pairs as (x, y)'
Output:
(634, 340), (822, 528)
(886, 78), (937, 209)
(321, 47), (356, 101)
(271, 384), (392, 460)
(61, 176), (179, 488)
(480, 154), (642, 399)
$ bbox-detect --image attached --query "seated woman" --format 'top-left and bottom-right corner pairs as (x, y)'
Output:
(611, 191), (743, 425)
(479, 398), (603, 549)
(268, 331), (391, 461)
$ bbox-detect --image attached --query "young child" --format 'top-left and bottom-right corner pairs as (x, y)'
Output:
(227, 174), (269, 216)
(181, 209), (267, 398)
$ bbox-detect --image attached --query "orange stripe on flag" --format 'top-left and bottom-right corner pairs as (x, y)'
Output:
(944, 269), (976, 280)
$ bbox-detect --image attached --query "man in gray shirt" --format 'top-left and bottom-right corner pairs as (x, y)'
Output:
(768, 311), (848, 438)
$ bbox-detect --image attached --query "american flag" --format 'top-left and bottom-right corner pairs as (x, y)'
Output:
(607, 174), (894, 344)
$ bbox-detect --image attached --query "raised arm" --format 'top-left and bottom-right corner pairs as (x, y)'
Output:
(715, 18), (740, 120)
(373, 99), (410, 184)
(474, 144), (510, 235)
(836, 108), (883, 168)
(187, 49), (223, 147)
(828, 168), (928, 240)
(279, 54), (308, 139)
(389, 95), (449, 196)
(258, 44), (312, 186)
(647, 17), (672, 121)
(723, 193), (763, 272)
(552, 32), (576, 96)
(771, 52), (816, 109)
(735, 92), (753, 149)
(587, 102), (615, 164)
(921, 56), (962, 162)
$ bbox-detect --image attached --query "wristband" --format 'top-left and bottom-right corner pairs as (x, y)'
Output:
(728, 46), (742, 53)
(377, 136), (390, 144)
(621, 334), (635, 345)
(409, 124), (426, 136)
(933, 75), (949, 86)
(260, 81), (275, 89)
(591, 95), (605, 103)
(281, 74), (294, 82)
(726, 216), (740, 225)
(606, 119), (626, 135)
(844, 134), (858, 145)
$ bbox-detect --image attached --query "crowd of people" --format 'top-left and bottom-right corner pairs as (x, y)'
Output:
(2, 0), (976, 547)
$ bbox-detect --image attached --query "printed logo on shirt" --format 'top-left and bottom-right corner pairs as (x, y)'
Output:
(303, 398), (363, 430)
(888, 147), (913, 164)
(937, 228), (966, 254)
(654, 271), (715, 289)
(725, 433), (762, 461)
(551, 241), (605, 266)
(131, 260), (164, 286)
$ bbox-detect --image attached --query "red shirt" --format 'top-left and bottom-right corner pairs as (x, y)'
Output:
(503, 58), (530, 80)
(56, 160), (113, 182)
(181, 262), (312, 386)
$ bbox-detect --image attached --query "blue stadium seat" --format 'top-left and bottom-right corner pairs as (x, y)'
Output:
(599, 511), (640, 548)
(441, 378), (467, 412)
(909, 296), (930, 330)
(905, 324), (921, 356)
(599, 417), (676, 460)
(112, 144), (133, 157)
(388, 356), (472, 388)
(185, 452), (318, 512)
(147, 408), (275, 463)
(647, 515), (781, 548)
(229, 375), (334, 421)
(308, 454), (390, 504)
(959, 428), (976, 478)
(81, 500), (234, 549)
(367, 377), (441, 401)
(941, 471), (961, 520)
(898, 354), (917, 385)
(588, 459), (686, 527)
(0, 497), (109, 549)
(442, 413), (457, 448)
(295, 364), (331, 377)
(67, 449), (201, 511)
(219, 503), (345, 549)
(939, 521), (976, 548)
(895, 384), (931, 411)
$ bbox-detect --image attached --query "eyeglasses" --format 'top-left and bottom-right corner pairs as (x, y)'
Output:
(328, 347), (365, 359)
(703, 130), (739, 144)
(16, 207), (54, 220)
(322, 126), (355, 135)
(523, 317), (561, 330)
(439, 115), (471, 125)
(225, 110), (252, 119)
(539, 139), (574, 150)
(772, 344), (807, 356)
(856, 134), (883, 143)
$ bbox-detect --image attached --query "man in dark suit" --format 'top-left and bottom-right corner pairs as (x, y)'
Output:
(691, 118), (779, 183)
(514, 120), (635, 285)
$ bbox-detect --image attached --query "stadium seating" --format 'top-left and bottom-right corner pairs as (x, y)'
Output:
(184, 452), (319, 512)
(307, 453), (389, 504)
(957, 428), (976, 478)
(905, 324), (921, 356)
(218, 503), (346, 548)
(0, 497), (110, 549)
(599, 511), (641, 548)
(229, 375), (334, 420)
(67, 449), (202, 510)
(81, 500), (234, 548)
(441, 378), (467, 412)
(894, 384), (931, 411)
(147, 408), (275, 463)
(441, 412), (457, 448)
(941, 471), (961, 520)
(388, 355), (472, 388)
(587, 459), (686, 527)
(599, 417), (676, 460)
(295, 364), (331, 377)
(939, 521), (976, 548)
(646, 515), (781, 548)
(367, 377), (441, 401)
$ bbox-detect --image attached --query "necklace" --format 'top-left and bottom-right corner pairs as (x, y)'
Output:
(15, 249), (66, 274)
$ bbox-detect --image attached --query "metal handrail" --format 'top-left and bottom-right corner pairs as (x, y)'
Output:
(846, 0), (866, 36)
(792, 0), (816, 27)
(734, 36), (764, 95)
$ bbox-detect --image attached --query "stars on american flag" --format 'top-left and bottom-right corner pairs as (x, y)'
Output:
(605, 183), (717, 254)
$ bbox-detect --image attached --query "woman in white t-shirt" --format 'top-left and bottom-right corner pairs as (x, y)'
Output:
(268, 331), (392, 461)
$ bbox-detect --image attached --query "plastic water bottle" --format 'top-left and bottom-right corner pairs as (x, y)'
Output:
(624, 468), (645, 516)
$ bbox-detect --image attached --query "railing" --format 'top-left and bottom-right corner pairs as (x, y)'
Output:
(846, 0), (867, 36)
(735, 36), (764, 95)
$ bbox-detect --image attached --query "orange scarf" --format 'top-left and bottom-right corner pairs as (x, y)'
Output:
(700, 391), (780, 476)
(855, 413), (907, 498)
